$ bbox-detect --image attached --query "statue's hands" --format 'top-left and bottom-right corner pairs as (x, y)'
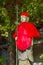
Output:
(15, 37), (17, 40)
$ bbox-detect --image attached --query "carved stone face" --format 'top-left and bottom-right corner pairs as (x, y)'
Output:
(20, 16), (29, 22)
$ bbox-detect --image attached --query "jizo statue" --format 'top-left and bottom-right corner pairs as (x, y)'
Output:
(13, 12), (40, 65)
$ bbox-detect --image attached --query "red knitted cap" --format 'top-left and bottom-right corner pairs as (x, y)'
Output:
(20, 12), (29, 16)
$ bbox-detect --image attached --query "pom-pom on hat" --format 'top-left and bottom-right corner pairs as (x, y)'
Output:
(20, 12), (29, 16)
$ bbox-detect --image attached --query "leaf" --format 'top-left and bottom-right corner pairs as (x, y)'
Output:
(2, 8), (8, 16)
(40, 54), (43, 60)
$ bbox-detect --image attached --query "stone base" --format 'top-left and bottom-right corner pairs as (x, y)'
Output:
(19, 60), (31, 65)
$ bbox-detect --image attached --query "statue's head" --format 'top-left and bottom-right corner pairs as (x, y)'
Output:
(20, 12), (29, 22)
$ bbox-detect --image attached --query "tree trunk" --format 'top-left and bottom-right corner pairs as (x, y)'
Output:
(7, 32), (16, 65)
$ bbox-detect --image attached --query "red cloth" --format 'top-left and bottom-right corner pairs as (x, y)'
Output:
(20, 12), (29, 16)
(16, 36), (32, 51)
(17, 22), (40, 38)
(13, 22), (40, 51)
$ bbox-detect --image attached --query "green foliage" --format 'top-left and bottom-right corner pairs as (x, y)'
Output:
(0, 1), (16, 37)
(18, 0), (43, 23)
(0, 56), (6, 65)
(0, 0), (6, 6)
(40, 54), (43, 60)
(40, 54), (43, 63)
(0, 0), (43, 37)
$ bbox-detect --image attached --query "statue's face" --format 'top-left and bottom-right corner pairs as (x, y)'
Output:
(21, 16), (29, 22)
